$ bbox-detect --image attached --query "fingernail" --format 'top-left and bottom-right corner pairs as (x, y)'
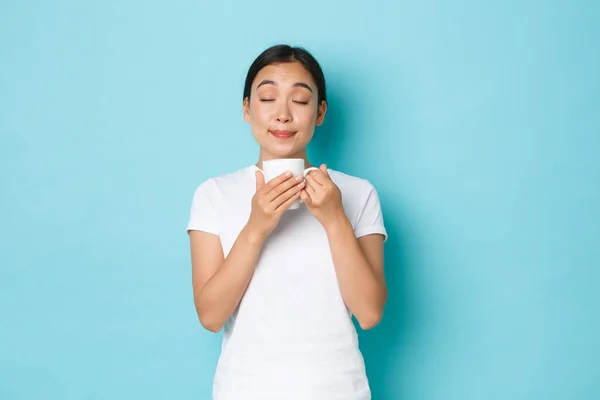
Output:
(298, 181), (305, 188)
(295, 175), (302, 182)
(285, 171), (292, 177)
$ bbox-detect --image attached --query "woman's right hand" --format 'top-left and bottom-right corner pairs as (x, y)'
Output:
(247, 170), (305, 238)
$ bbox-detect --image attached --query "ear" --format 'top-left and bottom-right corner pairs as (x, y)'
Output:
(243, 97), (251, 123)
(315, 100), (327, 126)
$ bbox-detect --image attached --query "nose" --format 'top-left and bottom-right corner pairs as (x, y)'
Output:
(276, 103), (292, 123)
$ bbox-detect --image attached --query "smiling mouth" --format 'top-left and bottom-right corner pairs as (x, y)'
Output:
(270, 130), (296, 139)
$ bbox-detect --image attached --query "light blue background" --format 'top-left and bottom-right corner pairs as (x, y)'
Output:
(1, 1), (599, 399)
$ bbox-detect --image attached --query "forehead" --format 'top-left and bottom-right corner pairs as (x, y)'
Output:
(253, 62), (317, 89)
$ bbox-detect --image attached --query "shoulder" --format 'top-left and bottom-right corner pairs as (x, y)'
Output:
(190, 165), (255, 202)
(329, 168), (387, 239)
(327, 168), (382, 214)
(211, 165), (254, 185)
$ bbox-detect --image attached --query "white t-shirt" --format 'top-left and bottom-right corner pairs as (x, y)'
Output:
(187, 164), (387, 400)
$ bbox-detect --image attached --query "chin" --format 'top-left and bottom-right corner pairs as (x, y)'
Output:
(262, 140), (308, 158)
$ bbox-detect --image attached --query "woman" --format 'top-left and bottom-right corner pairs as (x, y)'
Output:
(187, 44), (388, 400)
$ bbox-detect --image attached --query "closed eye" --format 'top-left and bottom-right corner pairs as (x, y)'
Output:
(293, 101), (309, 105)
(259, 99), (275, 102)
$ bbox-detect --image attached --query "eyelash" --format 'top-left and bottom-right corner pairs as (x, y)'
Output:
(259, 99), (309, 105)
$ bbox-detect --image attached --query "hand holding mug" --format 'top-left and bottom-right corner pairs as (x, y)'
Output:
(262, 158), (319, 210)
(247, 170), (305, 237)
(301, 164), (345, 228)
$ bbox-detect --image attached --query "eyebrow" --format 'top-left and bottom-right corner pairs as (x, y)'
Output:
(256, 80), (314, 93)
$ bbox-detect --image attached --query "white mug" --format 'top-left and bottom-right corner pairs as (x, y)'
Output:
(262, 158), (319, 210)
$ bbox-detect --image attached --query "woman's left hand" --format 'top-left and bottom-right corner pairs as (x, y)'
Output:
(301, 164), (346, 228)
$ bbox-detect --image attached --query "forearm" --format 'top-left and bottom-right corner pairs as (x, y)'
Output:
(196, 224), (265, 331)
(325, 213), (387, 329)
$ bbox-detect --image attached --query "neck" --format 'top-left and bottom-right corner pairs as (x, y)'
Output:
(256, 149), (314, 169)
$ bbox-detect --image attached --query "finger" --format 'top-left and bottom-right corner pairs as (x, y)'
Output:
(305, 182), (317, 198)
(305, 173), (323, 193)
(308, 169), (330, 185)
(255, 170), (265, 191)
(276, 190), (302, 212)
(300, 190), (311, 205)
(305, 172), (324, 188)
(306, 175), (325, 196)
(268, 174), (302, 201)
(304, 176), (321, 199)
(263, 171), (293, 195)
(320, 164), (330, 177)
(273, 178), (305, 207)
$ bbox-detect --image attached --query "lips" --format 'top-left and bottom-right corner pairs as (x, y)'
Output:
(270, 130), (296, 139)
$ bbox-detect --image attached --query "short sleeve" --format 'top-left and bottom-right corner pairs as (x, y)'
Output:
(354, 181), (388, 242)
(186, 179), (220, 236)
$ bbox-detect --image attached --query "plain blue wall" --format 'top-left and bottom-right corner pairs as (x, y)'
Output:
(1, 1), (599, 399)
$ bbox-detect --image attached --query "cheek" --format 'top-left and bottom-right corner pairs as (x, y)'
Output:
(249, 102), (273, 124)
(297, 107), (318, 124)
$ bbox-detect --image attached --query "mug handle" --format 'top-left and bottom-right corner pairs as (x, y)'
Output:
(303, 167), (320, 178)
(298, 167), (321, 204)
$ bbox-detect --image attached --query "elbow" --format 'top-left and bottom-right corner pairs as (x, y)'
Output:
(194, 294), (224, 333)
(357, 309), (383, 330)
(203, 323), (223, 333)
(198, 313), (224, 333)
(195, 300), (224, 333)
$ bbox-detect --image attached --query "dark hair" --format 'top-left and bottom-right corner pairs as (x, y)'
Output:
(243, 44), (327, 105)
